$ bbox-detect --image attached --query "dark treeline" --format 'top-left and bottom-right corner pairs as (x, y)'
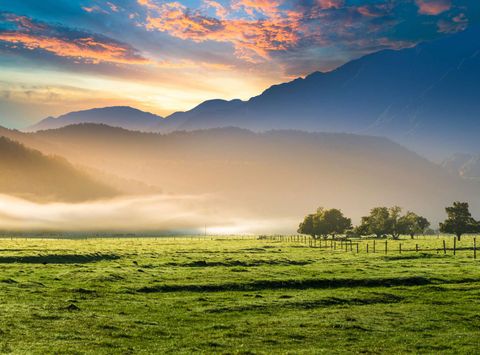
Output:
(298, 202), (480, 241)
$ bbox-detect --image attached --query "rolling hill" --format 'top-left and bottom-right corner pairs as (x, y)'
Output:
(11, 123), (479, 225)
(0, 136), (118, 202)
(28, 106), (164, 132)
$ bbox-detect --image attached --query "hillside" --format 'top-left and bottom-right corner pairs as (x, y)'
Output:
(21, 124), (479, 225)
(28, 106), (164, 132)
(0, 136), (117, 202)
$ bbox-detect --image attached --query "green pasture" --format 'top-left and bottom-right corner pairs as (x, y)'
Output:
(0, 235), (479, 354)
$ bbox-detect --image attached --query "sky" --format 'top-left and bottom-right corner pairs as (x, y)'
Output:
(0, 0), (477, 128)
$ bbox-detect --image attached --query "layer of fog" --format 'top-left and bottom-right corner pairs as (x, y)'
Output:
(0, 194), (297, 234)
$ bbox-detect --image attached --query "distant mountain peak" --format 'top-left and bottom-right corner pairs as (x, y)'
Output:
(27, 106), (164, 133)
(162, 27), (480, 158)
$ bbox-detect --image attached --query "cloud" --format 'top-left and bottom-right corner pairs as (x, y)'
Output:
(416, 0), (451, 15)
(138, 0), (301, 62)
(0, 13), (150, 65)
(437, 13), (468, 33)
(0, 194), (296, 234)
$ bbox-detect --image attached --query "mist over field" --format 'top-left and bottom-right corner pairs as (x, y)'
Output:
(1, 125), (479, 233)
(0, 194), (297, 234)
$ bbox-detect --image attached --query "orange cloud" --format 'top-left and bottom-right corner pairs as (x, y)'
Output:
(0, 32), (150, 65)
(232, 0), (281, 17)
(0, 14), (150, 65)
(139, 0), (301, 62)
(317, 0), (344, 10)
(203, 0), (228, 19)
(416, 0), (451, 15)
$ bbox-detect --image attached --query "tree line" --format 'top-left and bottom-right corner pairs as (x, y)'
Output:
(298, 202), (479, 241)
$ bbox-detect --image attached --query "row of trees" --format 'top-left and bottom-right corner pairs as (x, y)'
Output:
(298, 202), (478, 241)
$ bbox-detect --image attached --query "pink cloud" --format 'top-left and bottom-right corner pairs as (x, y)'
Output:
(416, 0), (451, 15)
(0, 14), (150, 65)
(139, 0), (302, 62)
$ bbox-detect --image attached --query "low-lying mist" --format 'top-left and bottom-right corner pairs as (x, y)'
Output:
(0, 194), (297, 234)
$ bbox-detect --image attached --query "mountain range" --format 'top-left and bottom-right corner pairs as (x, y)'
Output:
(28, 106), (164, 132)
(27, 27), (480, 159)
(1, 124), (478, 225)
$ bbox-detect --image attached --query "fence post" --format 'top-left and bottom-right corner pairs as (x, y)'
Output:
(453, 237), (456, 256)
(366, 243), (369, 253)
(350, 240), (353, 252)
(385, 240), (388, 255)
(443, 240), (446, 255)
(356, 243), (359, 254)
(373, 240), (376, 253)
(474, 238), (476, 260)
(399, 243), (402, 254)
(415, 244), (418, 252)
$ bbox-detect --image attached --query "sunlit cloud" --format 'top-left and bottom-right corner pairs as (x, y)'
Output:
(138, 0), (301, 62)
(416, 0), (451, 16)
(0, 13), (149, 65)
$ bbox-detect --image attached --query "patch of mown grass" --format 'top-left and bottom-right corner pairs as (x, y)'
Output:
(0, 236), (479, 354)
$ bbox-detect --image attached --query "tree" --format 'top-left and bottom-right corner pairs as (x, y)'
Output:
(358, 207), (391, 238)
(357, 206), (411, 239)
(399, 211), (430, 239)
(439, 202), (479, 241)
(322, 208), (352, 239)
(297, 213), (316, 238)
(298, 207), (351, 239)
(389, 206), (406, 239)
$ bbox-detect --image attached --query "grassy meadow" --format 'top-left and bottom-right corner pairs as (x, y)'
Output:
(0, 235), (479, 354)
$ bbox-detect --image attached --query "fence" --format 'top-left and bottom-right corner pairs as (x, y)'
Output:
(259, 235), (479, 260)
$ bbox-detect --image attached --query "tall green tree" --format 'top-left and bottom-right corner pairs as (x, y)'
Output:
(297, 213), (316, 238)
(358, 207), (391, 238)
(357, 206), (418, 239)
(298, 207), (351, 239)
(439, 202), (479, 241)
(399, 211), (430, 239)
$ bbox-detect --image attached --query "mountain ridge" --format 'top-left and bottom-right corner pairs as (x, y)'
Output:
(26, 27), (480, 159)
(0, 135), (118, 202)
(28, 106), (164, 132)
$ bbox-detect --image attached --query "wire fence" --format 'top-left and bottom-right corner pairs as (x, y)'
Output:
(259, 234), (479, 259)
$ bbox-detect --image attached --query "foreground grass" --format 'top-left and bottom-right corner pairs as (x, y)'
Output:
(0, 236), (479, 354)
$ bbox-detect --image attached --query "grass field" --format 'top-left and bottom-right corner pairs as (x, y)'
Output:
(0, 235), (479, 354)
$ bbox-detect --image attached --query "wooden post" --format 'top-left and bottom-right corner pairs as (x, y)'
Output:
(334, 241), (336, 250)
(453, 237), (456, 256)
(415, 244), (418, 252)
(356, 243), (359, 254)
(474, 238), (477, 260)
(385, 240), (388, 255)
(366, 243), (369, 253)
(399, 243), (402, 254)
(443, 240), (446, 255)
(373, 240), (376, 253)
(350, 240), (353, 252)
